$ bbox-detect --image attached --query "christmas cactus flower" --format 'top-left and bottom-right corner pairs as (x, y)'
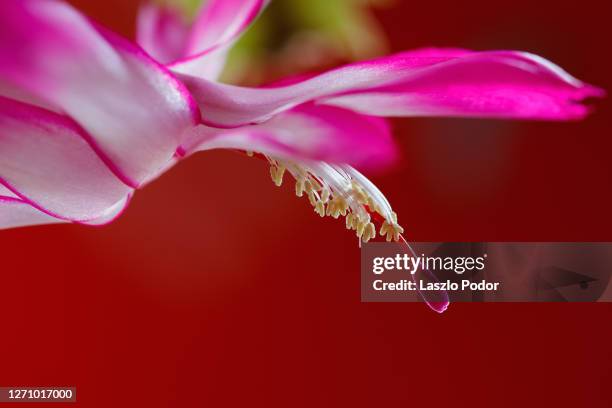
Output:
(0, 0), (604, 312)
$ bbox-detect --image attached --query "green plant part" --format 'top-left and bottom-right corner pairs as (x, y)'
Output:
(223, 0), (393, 84)
(151, 0), (393, 84)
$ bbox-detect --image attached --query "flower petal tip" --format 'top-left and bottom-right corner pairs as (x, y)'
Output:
(547, 83), (605, 121)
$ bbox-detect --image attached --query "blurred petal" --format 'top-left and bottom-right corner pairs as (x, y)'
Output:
(0, 97), (133, 222)
(136, 3), (191, 64)
(169, 0), (266, 79)
(0, 0), (199, 187)
(177, 48), (603, 127)
(180, 104), (398, 169)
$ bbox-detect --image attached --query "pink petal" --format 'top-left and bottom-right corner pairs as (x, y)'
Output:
(0, 0), (199, 187)
(0, 194), (130, 230)
(0, 196), (63, 229)
(136, 3), (191, 64)
(0, 96), (133, 222)
(80, 194), (132, 226)
(0, 184), (18, 199)
(177, 48), (604, 128)
(169, 0), (266, 79)
(179, 104), (398, 169)
(0, 78), (61, 113)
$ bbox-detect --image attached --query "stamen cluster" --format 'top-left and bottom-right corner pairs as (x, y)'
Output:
(266, 156), (404, 243)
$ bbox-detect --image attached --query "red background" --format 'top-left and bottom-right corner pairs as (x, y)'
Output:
(1, 0), (611, 406)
